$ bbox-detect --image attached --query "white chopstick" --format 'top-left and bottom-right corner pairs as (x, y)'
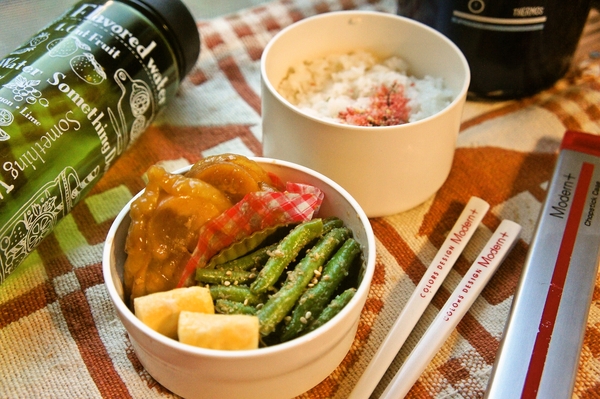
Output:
(349, 196), (490, 399)
(379, 219), (522, 399)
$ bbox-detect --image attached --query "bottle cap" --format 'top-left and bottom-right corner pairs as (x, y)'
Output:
(126, 0), (200, 80)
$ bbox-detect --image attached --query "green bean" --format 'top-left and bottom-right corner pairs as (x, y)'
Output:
(195, 268), (257, 285)
(209, 285), (267, 306)
(215, 299), (258, 315)
(281, 238), (361, 341)
(306, 288), (356, 333)
(250, 218), (324, 294)
(256, 227), (351, 336)
(322, 216), (344, 233)
(215, 243), (277, 271)
(213, 217), (341, 272)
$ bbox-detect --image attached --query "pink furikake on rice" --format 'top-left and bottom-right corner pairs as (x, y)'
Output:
(277, 50), (454, 127)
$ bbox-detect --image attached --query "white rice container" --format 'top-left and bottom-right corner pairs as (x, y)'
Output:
(261, 11), (470, 217)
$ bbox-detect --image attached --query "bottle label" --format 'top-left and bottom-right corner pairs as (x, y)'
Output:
(0, 1), (180, 282)
(451, 0), (547, 32)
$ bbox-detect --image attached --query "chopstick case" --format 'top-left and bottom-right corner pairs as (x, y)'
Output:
(485, 130), (600, 398)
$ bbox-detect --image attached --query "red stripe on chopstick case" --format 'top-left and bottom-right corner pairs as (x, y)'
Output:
(561, 130), (600, 157)
(521, 161), (595, 397)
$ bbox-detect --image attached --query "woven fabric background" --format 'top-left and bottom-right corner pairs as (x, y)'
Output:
(1, 0), (600, 398)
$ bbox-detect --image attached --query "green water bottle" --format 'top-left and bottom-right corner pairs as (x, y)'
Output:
(0, 0), (200, 283)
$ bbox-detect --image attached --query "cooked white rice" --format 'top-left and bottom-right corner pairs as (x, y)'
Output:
(277, 50), (454, 126)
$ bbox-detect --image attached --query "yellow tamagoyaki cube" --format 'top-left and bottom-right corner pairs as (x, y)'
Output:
(178, 311), (259, 350)
(134, 286), (214, 339)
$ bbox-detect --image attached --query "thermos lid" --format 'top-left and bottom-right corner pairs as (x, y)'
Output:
(125, 0), (200, 80)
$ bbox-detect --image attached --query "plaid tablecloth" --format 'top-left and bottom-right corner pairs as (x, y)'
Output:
(2, 0), (600, 398)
